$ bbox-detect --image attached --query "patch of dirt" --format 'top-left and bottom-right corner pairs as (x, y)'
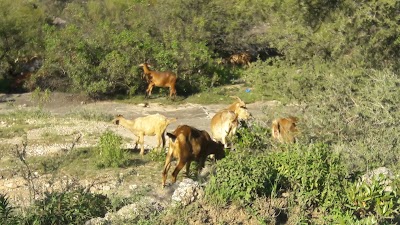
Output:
(0, 92), (281, 219)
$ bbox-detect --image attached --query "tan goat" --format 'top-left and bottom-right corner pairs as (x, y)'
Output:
(139, 62), (177, 98)
(210, 96), (251, 148)
(162, 125), (225, 187)
(112, 114), (176, 155)
(271, 116), (299, 143)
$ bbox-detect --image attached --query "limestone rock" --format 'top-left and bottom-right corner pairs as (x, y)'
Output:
(172, 178), (204, 206)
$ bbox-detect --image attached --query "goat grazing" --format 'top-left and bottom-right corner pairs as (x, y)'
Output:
(211, 96), (251, 148)
(139, 62), (177, 98)
(112, 114), (176, 155)
(271, 116), (299, 143)
(162, 125), (225, 187)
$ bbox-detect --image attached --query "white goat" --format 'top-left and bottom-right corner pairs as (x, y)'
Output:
(112, 114), (176, 155)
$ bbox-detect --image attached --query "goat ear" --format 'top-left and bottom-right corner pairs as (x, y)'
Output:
(167, 132), (177, 142)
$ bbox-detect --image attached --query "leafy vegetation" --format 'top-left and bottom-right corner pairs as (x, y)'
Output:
(96, 131), (129, 168)
(0, 194), (18, 225)
(23, 189), (111, 225)
(2, 0), (398, 96)
(205, 150), (281, 205)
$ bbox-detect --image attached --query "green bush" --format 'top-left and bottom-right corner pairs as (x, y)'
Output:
(205, 150), (282, 205)
(23, 189), (111, 225)
(96, 131), (129, 168)
(272, 143), (347, 212)
(233, 122), (271, 151)
(205, 140), (348, 215)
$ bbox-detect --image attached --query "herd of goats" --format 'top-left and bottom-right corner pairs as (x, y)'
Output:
(11, 55), (298, 187)
(114, 60), (299, 187)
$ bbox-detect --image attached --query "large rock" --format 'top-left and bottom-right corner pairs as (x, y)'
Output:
(171, 178), (204, 206)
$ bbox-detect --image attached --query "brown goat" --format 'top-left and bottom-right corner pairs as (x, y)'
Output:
(162, 125), (225, 187)
(229, 52), (251, 67)
(211, 96), (251, 148)
(139, 62), (177, 98)
(112, 114), (176, 155)
(271, 116), (299, 143)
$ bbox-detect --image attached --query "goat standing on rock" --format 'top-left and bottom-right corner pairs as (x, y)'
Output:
(139, 62), (177, 98)
(112, 114), (176, 155)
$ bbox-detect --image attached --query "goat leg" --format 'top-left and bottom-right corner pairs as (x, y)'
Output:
(162, 155), (172, 188)
(185, 161), (192, 177)
(146, 83), (154, 98)
(138, 134), (145, 155)
(171, 160), (186, 184)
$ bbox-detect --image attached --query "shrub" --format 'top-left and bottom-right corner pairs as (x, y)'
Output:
(23, 189), (111, 225)
(272, 143), (347, 212)
(96, 131), (129, 168)
(205, 150), (282, 205)
(232, 121), (271, 151)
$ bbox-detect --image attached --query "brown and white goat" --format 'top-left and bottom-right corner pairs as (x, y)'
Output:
(271, 116), (299, 143)
(210, 96), (251, 148)
(162, 125), (225, 187)
(112, 114), (176, 155)
(139, 62), (177, 98)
